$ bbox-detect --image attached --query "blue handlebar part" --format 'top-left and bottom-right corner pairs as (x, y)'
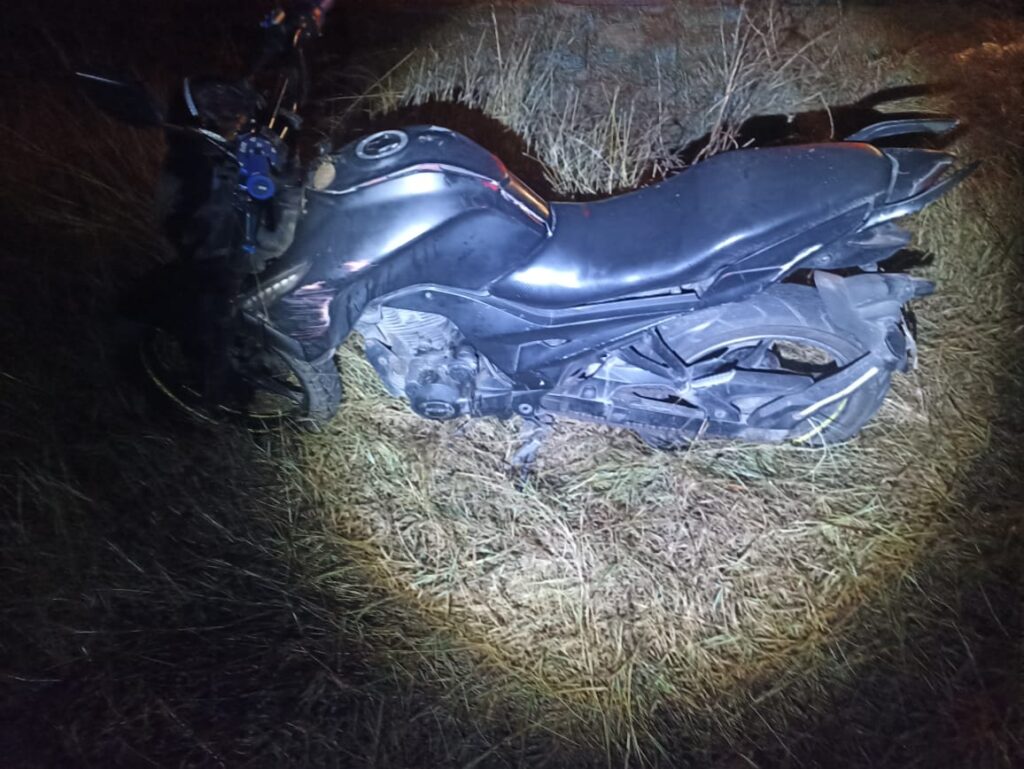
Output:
(237, 134), (280, 201)
(246, 174), (277, 201)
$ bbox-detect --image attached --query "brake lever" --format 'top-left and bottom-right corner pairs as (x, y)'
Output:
(275, 109), (303, 132)
(164, 123), (239, 163)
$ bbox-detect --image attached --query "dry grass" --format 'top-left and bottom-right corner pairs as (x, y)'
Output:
(292, 1), (1024, 764)
(357, 3), (882, 193)
(1, 1), (1022, 767)
(360, 7), (682, 194)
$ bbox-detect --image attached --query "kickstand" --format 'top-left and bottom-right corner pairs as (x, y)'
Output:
(510, 414), (554, 486)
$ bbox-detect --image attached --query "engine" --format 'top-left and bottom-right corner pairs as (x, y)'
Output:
(404, 346), (478, 420)
(356, 307), (478, 420)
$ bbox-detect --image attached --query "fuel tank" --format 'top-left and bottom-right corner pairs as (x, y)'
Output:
(269, 126), (552, 359)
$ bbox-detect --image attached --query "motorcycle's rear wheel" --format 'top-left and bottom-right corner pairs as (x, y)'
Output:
(139, 326), (341, 431)
(650, 284), (893, 447)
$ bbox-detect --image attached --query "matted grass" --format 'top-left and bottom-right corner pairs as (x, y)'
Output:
(287, 1), (1024, 763)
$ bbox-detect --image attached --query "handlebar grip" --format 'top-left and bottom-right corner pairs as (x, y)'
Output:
(310, 0), (334, 31)
(251, 1), (331, 77)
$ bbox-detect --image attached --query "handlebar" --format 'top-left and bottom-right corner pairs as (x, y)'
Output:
(252, 0), (333, 75)
(313, 0), (336, 24)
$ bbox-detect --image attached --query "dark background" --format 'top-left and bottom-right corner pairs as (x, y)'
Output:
(0, 1), (1020, 767)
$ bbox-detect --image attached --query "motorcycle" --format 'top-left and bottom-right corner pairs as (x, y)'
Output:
(78, 1), (975, 448)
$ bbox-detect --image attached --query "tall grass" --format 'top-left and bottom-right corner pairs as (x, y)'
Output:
(361, 9), (680, 194)
(360, 3), (857, 194)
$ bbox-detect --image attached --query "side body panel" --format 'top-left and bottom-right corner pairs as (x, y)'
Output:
(267, 126), (550, 359)
(384, 285), (704, 390)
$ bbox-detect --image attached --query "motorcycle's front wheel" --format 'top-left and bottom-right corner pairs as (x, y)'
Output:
(139, 325), (341, 431)
(653, 284), (894, 447)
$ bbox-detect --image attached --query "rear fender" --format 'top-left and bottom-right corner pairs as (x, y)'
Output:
(804, 148), (976, 270)
(803, 221), (912, 270)
(867, 161), (979, 226)
(814, 270), (932, 365)
(884, 148), (955, 202)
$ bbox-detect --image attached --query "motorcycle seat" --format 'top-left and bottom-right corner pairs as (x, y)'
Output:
(489, 143), (892, 309)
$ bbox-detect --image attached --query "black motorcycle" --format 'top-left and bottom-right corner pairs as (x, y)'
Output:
(79, 1), (975, 447)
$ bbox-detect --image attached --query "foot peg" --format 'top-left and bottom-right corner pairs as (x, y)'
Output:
(510, 414), (554, 484)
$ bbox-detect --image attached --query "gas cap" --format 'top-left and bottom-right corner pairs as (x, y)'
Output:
(355, 130), (409, 160)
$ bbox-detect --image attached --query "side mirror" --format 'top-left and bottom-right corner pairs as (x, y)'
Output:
(75, 72), (166, 128)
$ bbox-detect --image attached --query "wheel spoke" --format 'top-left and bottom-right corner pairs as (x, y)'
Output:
(738, 339), (775, 368)
(723, 368), (815, 396)
(617, 331), (846, 428)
